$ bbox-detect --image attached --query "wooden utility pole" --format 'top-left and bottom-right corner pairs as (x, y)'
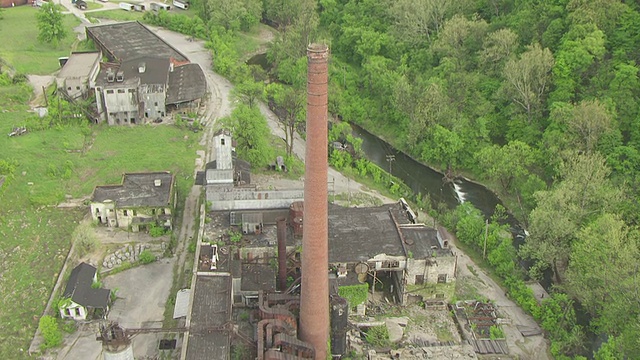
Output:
(483, 219), (489, 259)
(386, 154), (395, 183)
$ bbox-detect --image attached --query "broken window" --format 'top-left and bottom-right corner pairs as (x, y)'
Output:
(154, 102), (158, 106)
(76, 86), (80, 90)
(106, 90), (114, 94)
(128, 89), (135, 93)
(437, 274), (447, 284)
(152, 209), (156, 215)
(221, 138), (225, 145)
(67, 87), (71, 90)
(123, 210), (128, 216)
(133, 210), (137, 216)
(117, 89), (125, 93)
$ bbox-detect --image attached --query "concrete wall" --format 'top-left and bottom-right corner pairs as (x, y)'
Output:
(91, 201), (116, 227)
(61, 77), (87, 99)
(206, 189), (304, 210)
(405, 253), (456, 285)
(140, 84), (166, 119)
(91, 203), (171, 230)
(59, 301), (87, 320)
(101, 85), (139, 125)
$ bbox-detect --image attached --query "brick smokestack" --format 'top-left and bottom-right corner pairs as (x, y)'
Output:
(276, 216), (287, 292)
(299, 43), (329, 359)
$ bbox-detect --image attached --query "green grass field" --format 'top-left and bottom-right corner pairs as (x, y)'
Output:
(90, 8), (144, 21)
(84, 1), (104, 10)
(0, 6), (81, 74)
(0, 80), (201, 358)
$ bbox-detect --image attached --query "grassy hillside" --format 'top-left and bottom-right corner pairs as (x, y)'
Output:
(0, 6), (81, 74)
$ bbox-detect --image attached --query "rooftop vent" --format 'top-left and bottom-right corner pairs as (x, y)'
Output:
(138, 62), (146, 74)
(116, 71), (124, 82)
(154, 179), (162, 187)
(106, 69), (115, 83)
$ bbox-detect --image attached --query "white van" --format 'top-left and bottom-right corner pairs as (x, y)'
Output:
(172, 0), (188, 10)
(119, 2), (134, 11)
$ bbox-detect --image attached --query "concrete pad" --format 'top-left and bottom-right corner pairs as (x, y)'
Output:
(103, 258), (175, 328)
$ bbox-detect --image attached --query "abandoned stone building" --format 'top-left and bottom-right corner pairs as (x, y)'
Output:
(82, 21), (206, 124)
(90, 172), (176, 232)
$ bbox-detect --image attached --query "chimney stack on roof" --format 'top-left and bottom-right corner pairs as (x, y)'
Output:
(299, 43), (330, 360)
(154, 179), (162, 187)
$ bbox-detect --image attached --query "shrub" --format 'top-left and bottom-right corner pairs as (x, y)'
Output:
(490, 325), (505, 339)
(338, 284), (369, 309)
(39, 315), (63, 350)
(149, 223), (167, 237)
(365, 325), (391, 348)
(72, 223), (99, 257)
(139, 250), (156, 264)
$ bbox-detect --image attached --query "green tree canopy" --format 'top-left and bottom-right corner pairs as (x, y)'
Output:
(36, 2), (67, 45)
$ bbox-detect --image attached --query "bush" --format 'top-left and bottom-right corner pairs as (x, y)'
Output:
(365, 326), (391, 348)
(149, 223), (167, 237)
(72, 223), (99, 257)
(39, 315), (63, 350)
(139, 250), (156, 264)
(338, 283), (369, 309)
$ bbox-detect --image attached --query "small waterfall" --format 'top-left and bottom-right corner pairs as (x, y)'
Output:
(453, 181), (466, 203)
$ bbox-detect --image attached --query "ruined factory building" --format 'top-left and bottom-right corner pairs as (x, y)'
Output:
(90, 172), (176, 232)
(328, 201), (456, 304)
(84, 21), (206, 125)
(60, 262), (110, 321)
(182, 274), (232, 360)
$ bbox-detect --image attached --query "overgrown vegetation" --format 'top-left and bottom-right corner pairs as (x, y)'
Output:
(139, 250), (156, 264)
(38, 315), (62, 350)
(337, 283), (369, 310)
(72, 223), (100, 257)
(365, 325), (391, 348)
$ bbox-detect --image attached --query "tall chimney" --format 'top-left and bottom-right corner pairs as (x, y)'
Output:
(299, 43), (329, 359)
(276, 216), (287, 291)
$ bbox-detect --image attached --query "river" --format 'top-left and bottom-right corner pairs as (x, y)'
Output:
(352, 124), (523, 234)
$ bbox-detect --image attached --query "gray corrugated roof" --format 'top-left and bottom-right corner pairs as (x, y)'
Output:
(185, 275), (231, 360)
(57, 52), (100, 79)
(92, 172), (173, 207)
(62, 263), (110, 308)
(86, 21), (188, 63)
(166, 63), (206, 104)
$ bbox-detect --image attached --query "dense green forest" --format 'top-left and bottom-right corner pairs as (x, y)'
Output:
(145, 0), (640, 358)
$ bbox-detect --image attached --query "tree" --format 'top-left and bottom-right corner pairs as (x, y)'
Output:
(479, 28), (518, 71)
(223, 104), (274, 168)
(232, 74), (264, 109)
(204, 0), (261, 31)
(522, 153), (622, 283)
(36, 2), (67, 45)
(475, 140), (535, 193)
(389, 0), (453, 45)
(503, 43), (554, 122)
(562, 99), (613, 153)
(565, 214), (638, 318)
(72, 223), (99, 257)
(266, 83), (305, 158)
